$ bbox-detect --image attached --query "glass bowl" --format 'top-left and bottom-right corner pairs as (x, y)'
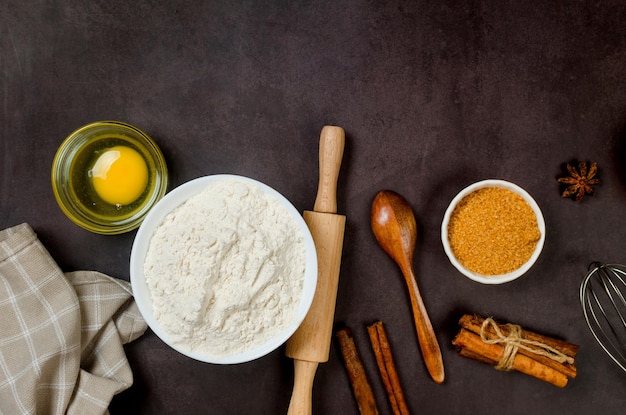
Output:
(51, 121), (168, 234)
(441, 179), (546, 284)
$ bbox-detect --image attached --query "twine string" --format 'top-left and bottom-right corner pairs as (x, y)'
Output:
(479, 317), (574, 371)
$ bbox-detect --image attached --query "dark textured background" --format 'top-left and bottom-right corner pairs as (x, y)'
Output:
(2, 1), (626, 414)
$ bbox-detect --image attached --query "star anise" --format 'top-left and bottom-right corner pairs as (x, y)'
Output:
(557, 161), (600, 202)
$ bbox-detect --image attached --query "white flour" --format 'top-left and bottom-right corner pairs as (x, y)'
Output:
(143, 178), (306, 358)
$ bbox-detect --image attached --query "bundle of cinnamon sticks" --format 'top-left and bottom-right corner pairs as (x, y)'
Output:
(452, 314), (578, 388)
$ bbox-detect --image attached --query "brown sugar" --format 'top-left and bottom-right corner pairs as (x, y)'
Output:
(447, 187), (541, 276)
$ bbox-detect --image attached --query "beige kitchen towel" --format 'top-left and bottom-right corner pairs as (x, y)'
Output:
(0, 223), (147, 415)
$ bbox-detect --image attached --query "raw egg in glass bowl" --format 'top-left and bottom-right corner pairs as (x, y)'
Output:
(51, 121), (168, 234)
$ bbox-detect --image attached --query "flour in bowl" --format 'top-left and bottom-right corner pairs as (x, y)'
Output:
(143, 178), (306, 358)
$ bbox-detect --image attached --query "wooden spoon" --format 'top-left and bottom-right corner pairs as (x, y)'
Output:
(371, 190), (445, 384)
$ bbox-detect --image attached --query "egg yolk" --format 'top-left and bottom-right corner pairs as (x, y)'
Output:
(91, 146), (149, 206)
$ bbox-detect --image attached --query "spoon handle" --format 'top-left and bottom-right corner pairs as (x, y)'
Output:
(403, 266), (445, 384)
(313, 126), (345, 214)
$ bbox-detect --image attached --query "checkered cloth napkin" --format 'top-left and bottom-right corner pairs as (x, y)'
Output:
(0, 223), (147, 414)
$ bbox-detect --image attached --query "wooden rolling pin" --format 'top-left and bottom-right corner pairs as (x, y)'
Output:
(285, 126), (346, 415)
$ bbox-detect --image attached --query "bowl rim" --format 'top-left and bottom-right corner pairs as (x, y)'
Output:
(51, 120), (168, 234)
(130, 174), (318, 364)
(440, 179), (546, 285)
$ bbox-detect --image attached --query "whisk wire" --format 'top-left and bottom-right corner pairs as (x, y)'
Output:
(585, 286), (626, 368)
(580, 263), (626, 373)
(607, 267), (626, 321)
(598, 267), (626, 329)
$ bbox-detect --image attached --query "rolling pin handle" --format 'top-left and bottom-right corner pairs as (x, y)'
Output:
(287, 360), (319, 415)
(313, 126), (345, 214)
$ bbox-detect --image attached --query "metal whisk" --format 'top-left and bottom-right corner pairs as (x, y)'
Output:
(580, 262), (626, 372)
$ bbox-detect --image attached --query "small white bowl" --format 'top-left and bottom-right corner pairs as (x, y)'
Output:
(441, 179), (546, 284)
(130, 175), (317, 363)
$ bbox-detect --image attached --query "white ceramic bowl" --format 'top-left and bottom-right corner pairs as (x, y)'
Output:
(441, 179), (546, 284)
(130, 174), (317, 363)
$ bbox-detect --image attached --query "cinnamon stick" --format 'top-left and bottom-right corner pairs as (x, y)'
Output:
(336, 327), (379, 415)
(367, 321), (410, 415)
(458, 314), (577, 378)
(452, 328), (569, 387)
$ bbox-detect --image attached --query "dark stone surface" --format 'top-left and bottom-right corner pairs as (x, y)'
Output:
(2, 1), (626, 414)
